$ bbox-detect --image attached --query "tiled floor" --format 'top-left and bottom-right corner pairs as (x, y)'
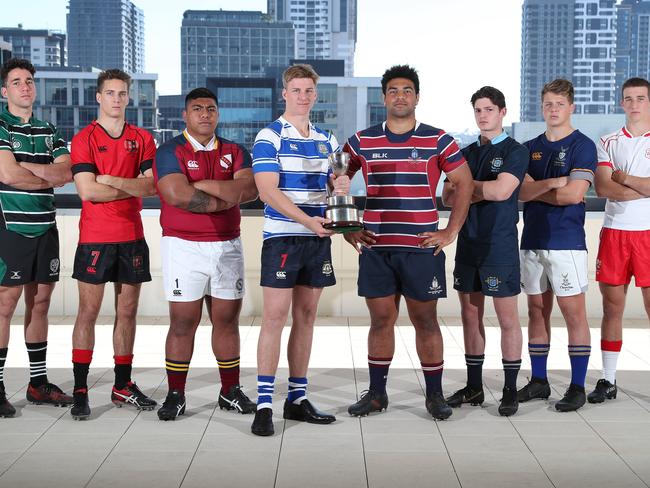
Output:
(1, 317), (649, 488)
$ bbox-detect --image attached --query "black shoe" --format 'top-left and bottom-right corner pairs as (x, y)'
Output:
(347, 389), (388, 417)
(251, 408), (274, 436)
(445, 385), (484, 408)
(70, 389), (91, 420)
(157, 390), (186, 421)
(111, 382), (157, 411)
(425, 392), (452, 420)
(0, 387), (16, 418)
(498, 386), (519, 416)
(283, 399), (336, 424)
(218, 385), (256, 414)
(555, 383), (586, 412)
(517, 377), (551, 403)
(587, 379), (617, 404)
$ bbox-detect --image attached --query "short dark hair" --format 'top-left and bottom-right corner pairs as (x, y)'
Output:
(541, 79), (574, 104)
(97, 69), (131, 93)
(184, 87), (218, 108)
(622, 77), (650, 98)
(1, 58), (36, 87)
(381, 65), (420, 94)
(470, 86), (506, 110)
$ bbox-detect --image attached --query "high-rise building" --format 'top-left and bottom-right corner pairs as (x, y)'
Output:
(0, 27), (66, 67)
(0, 40), (12, 65)
(520, 0), (617, 121)
(268, 0), (357, 77)
(180, 10), (295, 94)
(616, 0), (650, 109)
(67, 0), (145, 72)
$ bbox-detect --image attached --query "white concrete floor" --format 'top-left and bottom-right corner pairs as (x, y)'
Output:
(1, 316), (649, 488)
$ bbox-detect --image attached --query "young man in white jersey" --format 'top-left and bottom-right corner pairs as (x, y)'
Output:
(590, 77), (650, 403)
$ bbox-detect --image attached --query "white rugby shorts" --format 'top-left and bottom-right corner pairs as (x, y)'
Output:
(161, 236), (245, 301)
(520, 249), (588, 297)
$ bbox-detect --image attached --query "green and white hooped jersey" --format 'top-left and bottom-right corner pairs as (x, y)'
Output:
(0, 107), (69, 237)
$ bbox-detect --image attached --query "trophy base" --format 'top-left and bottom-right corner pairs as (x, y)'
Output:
(322, 221), (363, 233)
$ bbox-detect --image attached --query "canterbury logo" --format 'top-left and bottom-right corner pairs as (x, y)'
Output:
(187, 160), (199, 169)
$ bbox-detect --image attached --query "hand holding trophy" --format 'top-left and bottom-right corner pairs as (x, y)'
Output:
(323, 152), (363, 232)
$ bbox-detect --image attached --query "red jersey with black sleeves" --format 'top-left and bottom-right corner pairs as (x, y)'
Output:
(153, 133), (252, 242)
(344, 122), (466, 252)
(71, 121), (156, 244)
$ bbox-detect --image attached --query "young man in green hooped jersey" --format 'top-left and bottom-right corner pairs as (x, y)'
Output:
(0, 58), (73, 417)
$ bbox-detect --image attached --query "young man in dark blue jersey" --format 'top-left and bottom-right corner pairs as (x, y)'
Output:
(517, 79), (595, 412)
(343, 65), (473, 420)
(443, 86), (528, 416)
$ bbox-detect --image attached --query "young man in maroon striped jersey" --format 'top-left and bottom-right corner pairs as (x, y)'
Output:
(343, 65), (473, 420)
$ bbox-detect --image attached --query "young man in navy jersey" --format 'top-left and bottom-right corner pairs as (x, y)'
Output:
(517, 79), (595, 412)
(443, 86), (528, 416)
(343, 65), (473, 420)
(154, 88), (258, 421)
(70, 69), (158, 419)
(251, 64), (349, 435)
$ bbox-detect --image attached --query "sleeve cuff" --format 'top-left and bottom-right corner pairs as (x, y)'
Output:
(71, 163), (98, 175)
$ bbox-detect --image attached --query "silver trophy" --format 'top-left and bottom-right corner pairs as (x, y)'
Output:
(323, 152), (363, 232)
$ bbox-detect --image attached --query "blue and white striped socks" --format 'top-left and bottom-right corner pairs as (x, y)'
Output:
(287, 377), (307, 404)
(257, 375), (275, 410)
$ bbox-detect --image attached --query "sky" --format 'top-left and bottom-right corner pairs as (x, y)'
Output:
(2, 0), (524, 132)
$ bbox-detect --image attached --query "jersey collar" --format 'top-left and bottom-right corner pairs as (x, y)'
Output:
(183, 129), (217, 151)
(476, 131), (508, 146)
(622, 126), (650, 138)
(2, 106), (34, 125)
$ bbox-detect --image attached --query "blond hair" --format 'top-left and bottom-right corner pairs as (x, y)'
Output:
(282, 64), (319, 88)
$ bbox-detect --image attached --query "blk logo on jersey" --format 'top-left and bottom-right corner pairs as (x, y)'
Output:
(490, 158), (503, 173)
(371, 153), (388, 159)
(485, 276), (501, 292)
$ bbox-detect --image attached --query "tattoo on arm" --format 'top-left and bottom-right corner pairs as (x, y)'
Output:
(186, 189), (213, 213)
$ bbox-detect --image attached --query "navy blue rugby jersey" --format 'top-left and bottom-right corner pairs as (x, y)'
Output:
(456, 134), (529, 266)
(521, 130), (596, 250)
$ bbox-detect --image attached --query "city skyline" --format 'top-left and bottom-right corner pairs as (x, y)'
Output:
(4, 0), (524, 132)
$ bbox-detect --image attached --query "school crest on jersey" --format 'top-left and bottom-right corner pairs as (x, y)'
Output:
(485, 276), (501, 292)
(317, 142), (329, 156)
(532, 151), (542, 161)
(410, 148), (419, 160)
(490, 157), (503, 173)
(124, 139), (139, 152)
(553, 147), (568, 167)
(45, 135), (53, 150)
(220, 154), (233, 170)
(646, 149), (650, 159)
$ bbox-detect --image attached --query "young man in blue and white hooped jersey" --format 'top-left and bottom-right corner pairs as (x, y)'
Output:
(517, 79), (596, 412)
(250, 64), (349, 436)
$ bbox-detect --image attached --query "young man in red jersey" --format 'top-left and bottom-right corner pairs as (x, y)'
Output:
(154, 88), (258, 421)
(69, 69), (157, 420)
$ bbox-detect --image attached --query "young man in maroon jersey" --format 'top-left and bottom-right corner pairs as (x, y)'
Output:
(69, 69), (157, 420)
(343, 65), (473, 420)
(154, 88), (258, 421)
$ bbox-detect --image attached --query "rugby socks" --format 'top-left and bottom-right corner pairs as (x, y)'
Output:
(421, 361), (443, 396)
(217, 356), (240, 394)
(26, 341), (48, 388)
(72, 348), (93, 392)
(0, 347), (7, 390)
(502, 359), (521, 390)
(257, 375), (275, 410)
(528, 343), (550, 380)
(165, 359), (190, 393)
(368, 355), (392, 393)
(568, 345), (591, 387)
(287, 376), (308, 404)
(601, 339), (622, 383)
(113, 354), (134, 390)
(465, 354), (484, 389)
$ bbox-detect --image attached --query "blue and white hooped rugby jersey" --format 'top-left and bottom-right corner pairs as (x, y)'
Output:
(252, 117), (340, 239)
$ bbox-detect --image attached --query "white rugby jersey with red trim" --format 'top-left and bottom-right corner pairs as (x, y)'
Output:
(597, 127), (650, 230)
(344, 122), (466, 251)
